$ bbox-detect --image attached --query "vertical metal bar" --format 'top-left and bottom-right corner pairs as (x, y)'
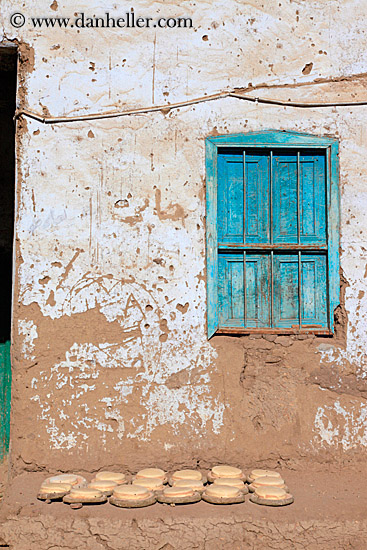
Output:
(243, 152), (246, 328)
(270, 250), (274, 328)
(270, 151), (273, 245)
(297, 151), (301, 244)
(243, 251), (247, 328)
(298, 250), (302, 330)
(325, 147), (331, 330)
(243, 151), (246, 245)
(229, 262), (233, 321)
(270, 151), (274, 327)
(297, 152), (302, 330)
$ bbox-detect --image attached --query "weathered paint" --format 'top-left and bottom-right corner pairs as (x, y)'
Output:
(0, 0), (366, 473)
(314, 401), (367, 450)
(18, 320), (37, 360)
(208, 131), (339, 335)
(206, 138), (219, 338)
(0, 341), (11, 459)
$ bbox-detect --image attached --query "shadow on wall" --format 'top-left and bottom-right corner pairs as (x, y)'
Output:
(0, 44), (17, 459)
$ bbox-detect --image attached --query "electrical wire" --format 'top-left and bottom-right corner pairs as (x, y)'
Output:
(229, 92), (367, 108)
(14, 89), (367, 125)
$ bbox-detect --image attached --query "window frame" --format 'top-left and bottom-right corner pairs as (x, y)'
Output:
(205, 130), (340, 338)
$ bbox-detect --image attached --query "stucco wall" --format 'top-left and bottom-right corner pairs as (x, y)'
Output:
(1, 0), (367, 474)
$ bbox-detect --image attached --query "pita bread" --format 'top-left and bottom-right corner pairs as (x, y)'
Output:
(132, 478), (164, 490)
(171, 470), (202, 481)
(252, 476), (285, 488)
(88, 480), (118, 491)
(172, 479), (204, 490)
(213, 478), (245, 489)
(254, 486), (287, 500)
(49, 474), (79, 485)
(113, 485), (151, 500)
(135, 468), (165, 480)
(205, 485), (241, 498)
(39, 483), (71, 494)
(163, 486), (194, 498)
(211, 465), (243, 479)
(68, 487), (103, 500)
(95, 471), (126, 483)
(249, 469), (281, 481)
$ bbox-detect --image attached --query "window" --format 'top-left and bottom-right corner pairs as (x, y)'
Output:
(206, 131), (340, 338)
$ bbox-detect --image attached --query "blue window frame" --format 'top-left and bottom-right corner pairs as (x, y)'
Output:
(206, 131), (340, 338)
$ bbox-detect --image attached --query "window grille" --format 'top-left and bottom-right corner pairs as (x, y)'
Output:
(206, 131), (340, 337)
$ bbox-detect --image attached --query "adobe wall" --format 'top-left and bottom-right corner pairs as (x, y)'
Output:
(1, 0), (367, 475)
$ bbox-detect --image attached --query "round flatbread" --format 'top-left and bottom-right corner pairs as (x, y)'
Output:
(211, 465), (243, 479)
(251, 476), (285, 488)
(213, 478), (245, 489)
(172, 479), (204, 490)
(88, 480), (118, 491)
(132, 478), (164, 490)
(135, 468), (165, 479)
(48, 474), (79, 485)
(254, 486), (287, 500)
(95, 471), (126, 483)
(39, 482), (71, 494)
(163, 486), (194, 498)
(249, 469), (281, 481)
(171, 470), (202, 481)
(68, 487), (103, 500)
(205, 485), (241, 499)
(113, 485), (151, 500)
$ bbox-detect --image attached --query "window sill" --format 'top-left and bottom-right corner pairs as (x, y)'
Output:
(216, 327), (332, 336)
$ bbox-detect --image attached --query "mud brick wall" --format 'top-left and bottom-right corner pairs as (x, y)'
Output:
(1, 0), (367, 474)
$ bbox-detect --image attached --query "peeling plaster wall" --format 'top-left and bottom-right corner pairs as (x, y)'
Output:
(1, 0), (367, 473)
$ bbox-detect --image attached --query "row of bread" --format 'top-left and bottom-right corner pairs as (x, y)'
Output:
(37, 465), (294, 508)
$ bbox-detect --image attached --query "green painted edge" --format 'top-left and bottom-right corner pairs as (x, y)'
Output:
(207, 129), (337, 147)
(206, 138), (218, 338)
(0, 340), (11, 460)
(205, 130), (340, 337)
(327, 142), (340, 330)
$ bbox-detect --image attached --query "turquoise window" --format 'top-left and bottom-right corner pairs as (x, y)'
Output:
(206, 131), (340, 337)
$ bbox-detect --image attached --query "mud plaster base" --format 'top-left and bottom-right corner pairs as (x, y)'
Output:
(1, 468), (367, 549)
(10, 320), (358, 476)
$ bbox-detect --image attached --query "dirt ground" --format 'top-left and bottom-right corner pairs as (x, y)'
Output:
(0, 467), (367, 549)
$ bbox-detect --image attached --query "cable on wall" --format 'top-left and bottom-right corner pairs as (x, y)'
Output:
(14, 89), (367, 125)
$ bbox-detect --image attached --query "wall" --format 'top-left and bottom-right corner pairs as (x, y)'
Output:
(1, 0), (367, 474)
